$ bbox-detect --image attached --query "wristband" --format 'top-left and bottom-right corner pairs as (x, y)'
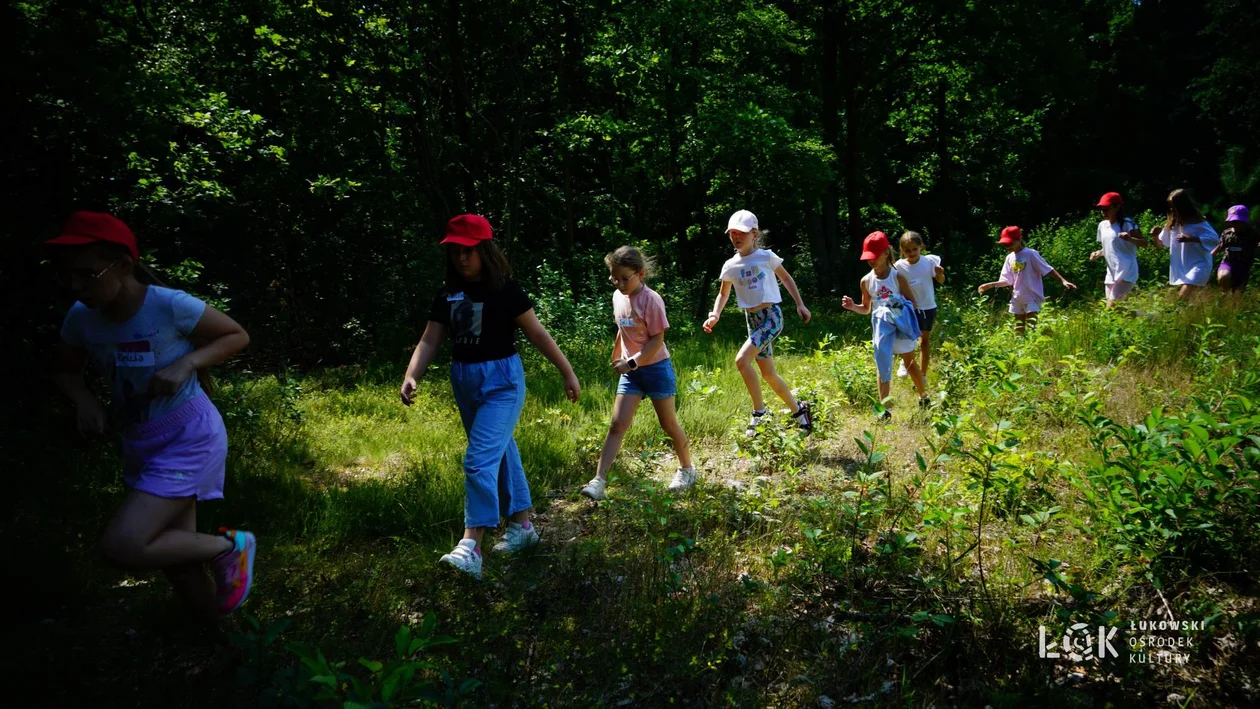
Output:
(627, 358), (638, 370)
(708, 312), (719, 319)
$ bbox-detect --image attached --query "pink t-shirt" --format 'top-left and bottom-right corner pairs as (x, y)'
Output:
(999, 247), (1055, 306)
(613, 285), (670, 366)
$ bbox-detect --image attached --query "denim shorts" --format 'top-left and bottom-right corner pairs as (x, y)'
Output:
(616, 358), (678, 399)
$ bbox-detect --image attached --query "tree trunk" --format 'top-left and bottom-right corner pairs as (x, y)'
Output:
(839, 0), (862, 268)
(445, 0), (475, 213)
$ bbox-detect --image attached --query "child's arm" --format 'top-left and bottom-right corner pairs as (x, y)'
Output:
(1047, 269), (1077, 290)
(774, 265), (812, 323)
(841, 279), (873, 315)
(933, 260), (946, 284)
(896, 272), (919, 309)
(703, 281), (733, 333)
(614, 332), (665, 374)
(1121, 222), (1149, 247)
(1089, 248), (1104, 261)
(401, 321), (447, 405)
(53, 344), (107, 435)
(149, 307), (249, 397)
(517, 309), (581, 403)
(1150, 225), (1166, 248)
(976, 280), (1011, 294)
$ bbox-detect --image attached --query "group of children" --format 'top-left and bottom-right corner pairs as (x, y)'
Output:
(46, 190), (1258, 596)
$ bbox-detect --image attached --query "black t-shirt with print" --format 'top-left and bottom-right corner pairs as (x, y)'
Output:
(428, 279), (534, 363)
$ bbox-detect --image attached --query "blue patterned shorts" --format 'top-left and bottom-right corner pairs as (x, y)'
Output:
(745, 304), (784, 360)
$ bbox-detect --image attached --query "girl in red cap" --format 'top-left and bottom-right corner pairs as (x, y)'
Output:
(841, 231), (930, 418)
(47, 211), (257, 621)
(1088, 192), (1147, 305)
(702, 210), (814, 437)
(978, 226), (1076, 333)
(400, 214), (581, 579)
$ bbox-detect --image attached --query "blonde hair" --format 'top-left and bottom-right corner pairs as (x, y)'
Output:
(900, 231), (924, 249)
(605, 245), (657, 280)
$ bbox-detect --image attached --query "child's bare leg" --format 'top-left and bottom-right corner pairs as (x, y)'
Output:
(755, 356), (801, 413)
(161, 502), (219, 623)
(102, 491), (232, 569)
(595, 394), (643, 480)
(919, 330), (932, 375)
(902, 353), (927, 397)
(1014, 314), (1028, 336)
(878, 377), (891, 404)
(736, 340), (766, 411)
(651, 396), (692, 469)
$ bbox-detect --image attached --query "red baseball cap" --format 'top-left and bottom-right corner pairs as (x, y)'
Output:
(440, 214), (493, 246)
(1096, 192), (1123, 207)
(999, 226), (1023, 244)
(45, 211), (139, 260)
(860, 231), (890, 261)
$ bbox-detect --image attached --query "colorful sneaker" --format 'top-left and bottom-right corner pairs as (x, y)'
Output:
(745, 409), (768, 437)
(668, 467), (698, 491)
(792, 402), (814, 434)
(580, 477), (607, 501)
(492, 521), (540, 553)
(212, 528), (256, 615)
(439, 539), (482, 578)
(897, 361), (908, 378)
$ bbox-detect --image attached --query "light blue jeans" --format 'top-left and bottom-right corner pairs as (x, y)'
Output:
(450, 355), (532, 529)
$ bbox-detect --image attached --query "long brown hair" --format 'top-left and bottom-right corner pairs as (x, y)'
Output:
(1165, 189), (1206, 229)
(444, 239), (513, 292)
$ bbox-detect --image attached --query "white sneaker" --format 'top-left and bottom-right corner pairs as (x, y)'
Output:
(439, 539), (482, 578)
(745, 409), (768, 437)
(580, 477), (607, 501)
(492, 521), (540, 553)
(897, 361), (908, 377)
(668, 467), (698, 491)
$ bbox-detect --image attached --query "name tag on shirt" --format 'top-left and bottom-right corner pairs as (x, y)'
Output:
(446, 292), (466, 302)
(909, 278), (922, 287)
(618, 317), (636, 328)
(115, 341), (154, 367)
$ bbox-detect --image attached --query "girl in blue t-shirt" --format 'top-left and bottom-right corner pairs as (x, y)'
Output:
(48, 212), (257, 620)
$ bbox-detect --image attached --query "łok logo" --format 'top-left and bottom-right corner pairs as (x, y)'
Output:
(1039, 623), (1119, 661)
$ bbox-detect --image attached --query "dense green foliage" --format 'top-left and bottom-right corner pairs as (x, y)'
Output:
(6, 1), (1260, 705)
(6, 0), (1258, 371)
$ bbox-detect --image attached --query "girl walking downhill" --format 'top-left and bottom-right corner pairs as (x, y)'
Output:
(400, 214), (580, 579)
(48, 211), (256, 622)
(1088, 192), (1147, 306)
(893, 231), (945, 377)
(841, 231), (929, 419)
(1151, 189), (1219, 300)
(978, 226), (1076, 334)
(702, 210), (813, 437)
(580, 247), (695, 501)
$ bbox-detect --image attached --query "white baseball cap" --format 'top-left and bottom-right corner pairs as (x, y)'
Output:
(726, 209), (759, 233)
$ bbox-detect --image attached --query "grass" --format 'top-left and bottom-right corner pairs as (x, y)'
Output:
(11, 285), (1260, 707)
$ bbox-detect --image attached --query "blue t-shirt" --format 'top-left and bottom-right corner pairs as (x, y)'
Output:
(60, 286), (207, 427)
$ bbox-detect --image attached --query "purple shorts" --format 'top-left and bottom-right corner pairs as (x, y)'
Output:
(122, 392), (227, 500)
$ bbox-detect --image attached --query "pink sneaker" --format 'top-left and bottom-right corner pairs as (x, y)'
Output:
(212, 528), (257, 614)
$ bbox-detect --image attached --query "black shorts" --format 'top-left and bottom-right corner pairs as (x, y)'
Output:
(915, 307), (937, 332)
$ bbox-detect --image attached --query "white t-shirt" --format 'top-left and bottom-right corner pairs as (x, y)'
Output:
(1097, 218), (1140, 285)
(1160, 222), (1220, 286)
(720, 249), (784, 309)
(892, 254), (940, 309)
